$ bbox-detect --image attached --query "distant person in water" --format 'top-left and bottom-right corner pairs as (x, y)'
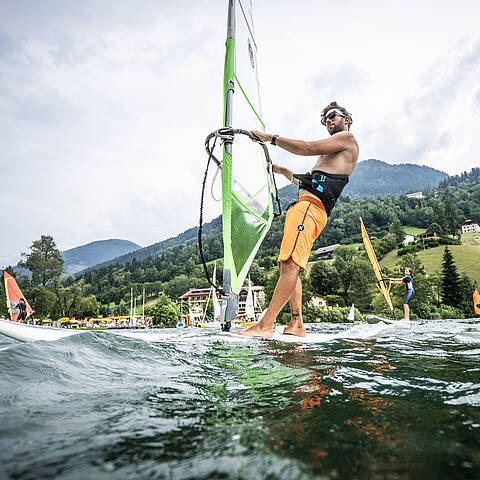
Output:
(16, 298), (28, 323)
(237, 101), (359, 338)
(390, 268), (415, 321)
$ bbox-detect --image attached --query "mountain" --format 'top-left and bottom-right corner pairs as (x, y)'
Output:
(62, 239), (141, 275)
(79, 217), (223, 274)
(344, 159), (448, 196)
(83, 160), (448, 272)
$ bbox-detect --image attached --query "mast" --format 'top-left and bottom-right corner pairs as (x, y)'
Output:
(220, 0), (237, 331)
(130, 287), (133, 321)
(212, 261), (221, 321)
(202, 284), (212, 323)
(245, 275), (255, 319)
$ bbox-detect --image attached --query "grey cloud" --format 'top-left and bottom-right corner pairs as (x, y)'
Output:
(0, 30), (18, 60)
(404, 40), (480, 118)
(375, 39), (480, 164)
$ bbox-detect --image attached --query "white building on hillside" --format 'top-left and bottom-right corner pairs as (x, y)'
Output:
(402, 234), (415, 245)
(461, 220), (480, 234)
(406, 192), (423, 199)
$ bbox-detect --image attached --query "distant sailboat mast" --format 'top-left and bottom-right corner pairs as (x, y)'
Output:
(130, 287), (133, 321)
(245, 275), (255, 320)
(212, 262), (221, 321)
(133, 294), (137, 327)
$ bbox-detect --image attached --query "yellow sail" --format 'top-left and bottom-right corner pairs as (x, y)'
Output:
(474, 288), (480, 316)
(360, 217), (395, 315)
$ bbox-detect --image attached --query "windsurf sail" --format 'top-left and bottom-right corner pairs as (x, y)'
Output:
(474, 288), (480, 316)
(2, 270), (33, 322)
(359, 218), (396, 319)
(201, 0), (280, 331)
(245, 276), (255, 320)
(347, 304), (355, 322)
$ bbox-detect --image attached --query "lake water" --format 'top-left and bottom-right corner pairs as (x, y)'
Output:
(0, 320), (479, 479)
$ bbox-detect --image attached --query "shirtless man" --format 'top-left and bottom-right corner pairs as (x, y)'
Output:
(237, 101), (359, 338)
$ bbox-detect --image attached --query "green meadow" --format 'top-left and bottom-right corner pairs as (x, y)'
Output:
(381, 234), (480, 284)
(404, 226), (427, 236)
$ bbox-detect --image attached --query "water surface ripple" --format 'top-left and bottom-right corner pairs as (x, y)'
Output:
(0, 319), (479, 479)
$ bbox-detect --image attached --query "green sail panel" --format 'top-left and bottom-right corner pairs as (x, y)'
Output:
(230, 192), (270, 293)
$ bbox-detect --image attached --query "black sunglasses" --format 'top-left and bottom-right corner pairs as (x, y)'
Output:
(322, 110), (345, 125)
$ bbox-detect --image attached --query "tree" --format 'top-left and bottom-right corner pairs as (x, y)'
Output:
(309, 261), (341, 296)
(333, 246), (358, 299)
(349, 259), (374, 310)
(443, 195), (459, 238)
(440, 247), (460, 307)
(389, 218), (405, 244)
(249, 261), (266, 287)
(325, 295), (345, 307)
(457, 273), (476, 316)
(432, 202), (447, 236)
(19, 235), (63, 287)
(53, 278), (99, 318)
(428, 271), (442, 306)
(151, 294), (179, 327)
(429, 222), (441, 236)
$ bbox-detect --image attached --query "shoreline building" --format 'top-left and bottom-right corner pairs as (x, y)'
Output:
(180, 286), (265, 321)
(315, 244), (341, 260)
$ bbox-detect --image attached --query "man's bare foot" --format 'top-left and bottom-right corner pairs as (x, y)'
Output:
(235, 324), (274, 338)
(283, 323), (306, 337)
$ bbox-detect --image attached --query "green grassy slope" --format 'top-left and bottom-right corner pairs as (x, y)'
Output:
(381, 235), (480, 284)
(403, 226), (426, 236)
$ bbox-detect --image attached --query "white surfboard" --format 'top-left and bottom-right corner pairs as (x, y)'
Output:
(365, 315), (417, 325)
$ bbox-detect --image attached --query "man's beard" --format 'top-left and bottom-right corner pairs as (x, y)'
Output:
(328, 124), (340, 136)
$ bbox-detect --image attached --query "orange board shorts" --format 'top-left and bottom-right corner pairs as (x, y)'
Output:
(278, 196), (328, 269)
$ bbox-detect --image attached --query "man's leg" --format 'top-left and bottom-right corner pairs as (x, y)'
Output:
(403, 303), (410, 321)
(284, 275), (306, 337)
(237, 258), (300, 338)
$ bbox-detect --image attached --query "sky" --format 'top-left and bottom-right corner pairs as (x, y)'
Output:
(1, 0), (480, 266)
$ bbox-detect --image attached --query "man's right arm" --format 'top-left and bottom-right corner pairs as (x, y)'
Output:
(272, 164), (300, 185)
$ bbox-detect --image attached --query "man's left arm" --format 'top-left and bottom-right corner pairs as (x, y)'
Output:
(251, 130), (354, 156)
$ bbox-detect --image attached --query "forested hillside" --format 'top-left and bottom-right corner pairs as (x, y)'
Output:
(344, 159), (447, 196)
(85, 160), (447, 272)
(73, 168), (479, 315)
(6, 168), (477, 322)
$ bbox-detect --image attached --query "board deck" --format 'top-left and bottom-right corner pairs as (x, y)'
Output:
(365, 315), (417, 325)
(0, 318), (405, 345)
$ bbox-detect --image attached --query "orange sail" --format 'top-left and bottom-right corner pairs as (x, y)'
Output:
(474, 288), (480, 316)
(360, 217), (395, 316)
(2, 271), (33, 322)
